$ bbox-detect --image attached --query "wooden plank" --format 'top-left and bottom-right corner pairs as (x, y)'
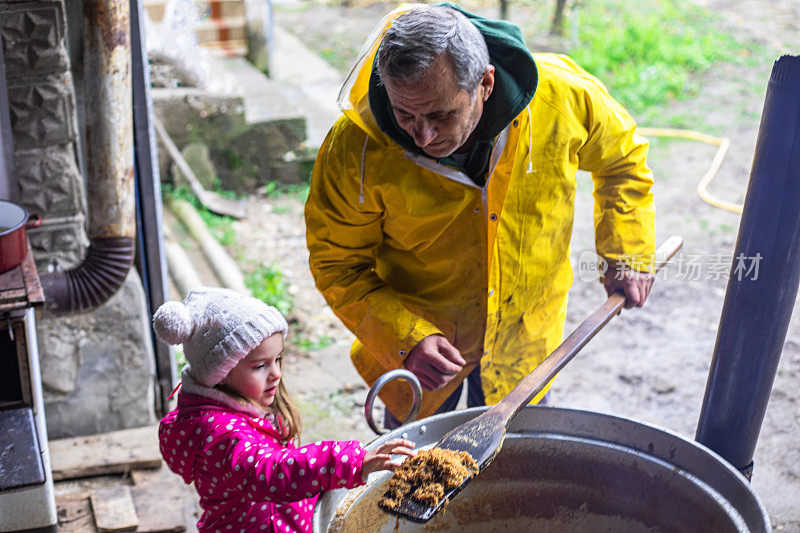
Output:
(0, 287), (26, 302)
(50, 426), (162, 481)
(130, 481), (187, 532)
(90, 486), (138, 532)
(131, 467), (198, 532)
(20, 242), (44, 306)
(56, 492), (97, 533)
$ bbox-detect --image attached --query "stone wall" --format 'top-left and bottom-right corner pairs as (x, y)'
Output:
(0, 0), (156, 438)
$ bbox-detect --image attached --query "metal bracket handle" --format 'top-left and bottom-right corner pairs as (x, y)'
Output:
(364, 369), (422, 435)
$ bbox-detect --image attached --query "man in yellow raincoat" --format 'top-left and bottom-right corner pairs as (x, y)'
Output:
(304, 3), (655, 426)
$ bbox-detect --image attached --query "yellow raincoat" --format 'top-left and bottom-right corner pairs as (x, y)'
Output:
(305, 5), (655, 419)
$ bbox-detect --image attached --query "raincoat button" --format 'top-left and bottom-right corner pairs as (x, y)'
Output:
(474, 207), (480, 213)
(489, 289), (494, 297)
(513, 119), (519, 127)
(399, 349), (407, 357)
(490, 213), (498, 221)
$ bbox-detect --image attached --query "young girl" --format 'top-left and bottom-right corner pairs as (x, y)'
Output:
(153, 287), (415, 532)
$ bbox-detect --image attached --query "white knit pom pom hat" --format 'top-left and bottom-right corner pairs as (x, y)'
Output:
(152, 287), (288, 387)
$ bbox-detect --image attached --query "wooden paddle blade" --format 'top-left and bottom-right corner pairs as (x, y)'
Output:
(436, 409), (508, 467)
(379, 476), (473, 523)
(379, 410), (508, 523)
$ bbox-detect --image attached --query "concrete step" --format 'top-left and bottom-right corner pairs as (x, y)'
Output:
(206, 55), (306, 126)
(154, 56), (312, 190)
(270, 25), (344, 149)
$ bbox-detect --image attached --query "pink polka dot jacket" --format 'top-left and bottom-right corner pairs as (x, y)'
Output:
(159, 391), (367, 532)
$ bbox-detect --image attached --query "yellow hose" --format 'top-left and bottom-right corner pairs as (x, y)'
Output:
(637, 127), (741, 214)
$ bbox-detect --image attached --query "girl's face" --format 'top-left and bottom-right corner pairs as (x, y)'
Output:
(222, 333), (283, 410)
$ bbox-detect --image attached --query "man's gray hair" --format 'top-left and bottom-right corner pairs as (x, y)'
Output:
(376, 5), (490, 95)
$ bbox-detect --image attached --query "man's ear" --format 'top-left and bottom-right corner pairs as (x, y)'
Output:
(481, 65), (496, 101)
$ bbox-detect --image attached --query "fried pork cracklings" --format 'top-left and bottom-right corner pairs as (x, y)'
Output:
(380, 448), (478, 509)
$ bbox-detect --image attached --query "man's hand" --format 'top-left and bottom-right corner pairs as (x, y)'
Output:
(602, 266), (654, 309)
(402, 335), (465, 391)
(361, 438), (416, 481)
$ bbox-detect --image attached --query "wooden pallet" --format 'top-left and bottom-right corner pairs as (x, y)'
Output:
(56, 471), (197, 532)
(144, 0), (247, 57)
(52, 426), (200, 532)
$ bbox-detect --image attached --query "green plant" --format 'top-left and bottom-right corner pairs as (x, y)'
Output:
(295, 334), (334, 352)
(244, 264), (293, 316)
(567, 0), (743, 120)
(219, 149), (245, 171)
(174, 346), (187, 373)
(261, 181), (311, 202)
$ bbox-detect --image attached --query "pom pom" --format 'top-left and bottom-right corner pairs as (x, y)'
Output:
(153, 300), (194, 345)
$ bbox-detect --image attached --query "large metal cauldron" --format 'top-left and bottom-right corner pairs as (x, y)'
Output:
(314, 406), (769, 532)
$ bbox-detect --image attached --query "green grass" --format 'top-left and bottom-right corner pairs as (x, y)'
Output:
(261, 181), (311, 202)
(295, 334), (334, 352)
(162, 183), (238, 246)
(174, 346), (187, 373)
(566, 0), (744, 121)
(244, 264), (293, 316)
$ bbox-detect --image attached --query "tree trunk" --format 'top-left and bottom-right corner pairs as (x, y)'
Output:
(550, 0), (568, 36)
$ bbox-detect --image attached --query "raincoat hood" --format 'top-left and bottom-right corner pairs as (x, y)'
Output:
(337, 2), (537, 154)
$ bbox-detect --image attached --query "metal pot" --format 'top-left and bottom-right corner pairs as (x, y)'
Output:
(0, 200), (41, 273)
(314, 406), (769, 532)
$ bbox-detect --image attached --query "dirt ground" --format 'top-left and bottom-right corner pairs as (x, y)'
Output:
(209, 0), (800, 530)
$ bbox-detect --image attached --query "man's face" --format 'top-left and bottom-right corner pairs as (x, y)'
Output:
(383, 55), (494, 158)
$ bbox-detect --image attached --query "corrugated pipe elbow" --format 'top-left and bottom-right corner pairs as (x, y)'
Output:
(41, 237), (135, 313)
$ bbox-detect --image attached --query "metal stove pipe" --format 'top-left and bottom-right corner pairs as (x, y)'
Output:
(40, 0), (135, 312)
(696, 55), (800, 478)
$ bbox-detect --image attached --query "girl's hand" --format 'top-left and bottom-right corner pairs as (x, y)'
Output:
(361, 438), (416, 480)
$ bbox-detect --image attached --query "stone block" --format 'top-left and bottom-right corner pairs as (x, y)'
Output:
(6, 71), (77, 149)
(27, 218), (87, 271)
(38, 330), (79, 395)
(211, 117), (308, 191)
(14, 143), (84, 217)
(153, 84), (313, 191)
(151, 88), (247, 146)
(0, 1), (70, 77)
(39, 270), (156, 439)
(172, 142), (217, 190)
(152, 87), (246, 180)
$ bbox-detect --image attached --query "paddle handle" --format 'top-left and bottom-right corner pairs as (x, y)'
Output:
(492, 236), (684, 423)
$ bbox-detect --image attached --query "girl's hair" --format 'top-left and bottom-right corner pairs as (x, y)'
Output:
(215, 359), (303, 445)
(271, 379), (302, 445)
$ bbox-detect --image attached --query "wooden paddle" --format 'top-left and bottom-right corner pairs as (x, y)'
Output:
(382, 236), (683, 523)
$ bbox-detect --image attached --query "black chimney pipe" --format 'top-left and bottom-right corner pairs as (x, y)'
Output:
(696, 55), (800, 478)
